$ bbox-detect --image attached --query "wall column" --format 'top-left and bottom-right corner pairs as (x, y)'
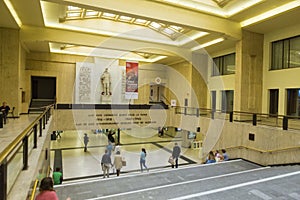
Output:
(234, 30), (264, 113)
(0, 28), (21, 115)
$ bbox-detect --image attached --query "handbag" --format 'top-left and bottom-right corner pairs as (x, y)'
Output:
(122, 160), (126, 166)
(168, 156), (174, 165)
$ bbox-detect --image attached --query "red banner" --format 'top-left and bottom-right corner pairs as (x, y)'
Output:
(125, 61), (138, 99)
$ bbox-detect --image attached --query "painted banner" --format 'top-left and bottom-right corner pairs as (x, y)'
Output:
(125, 61), (138, 99)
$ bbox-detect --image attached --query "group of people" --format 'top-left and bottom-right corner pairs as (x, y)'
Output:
(101, 142), (182, 177)
(101, 131), (122, 178)
(205, 149), (229, 164)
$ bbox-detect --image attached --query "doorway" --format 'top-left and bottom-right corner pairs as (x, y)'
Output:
(31, 76), (56, 99)
(149, 84), (165, 103)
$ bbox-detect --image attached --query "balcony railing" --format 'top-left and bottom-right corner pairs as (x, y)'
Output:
(174, 106), (300, 131)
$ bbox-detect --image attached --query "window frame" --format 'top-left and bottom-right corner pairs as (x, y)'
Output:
(212, 53), (236, 76)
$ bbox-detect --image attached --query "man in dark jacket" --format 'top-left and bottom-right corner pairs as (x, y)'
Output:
(0, 102), (10, 124)
(172, 143), (181, 168)
(101, 149), (112, 178)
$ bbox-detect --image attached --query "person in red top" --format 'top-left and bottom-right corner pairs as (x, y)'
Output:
(35, 177), (58, 200)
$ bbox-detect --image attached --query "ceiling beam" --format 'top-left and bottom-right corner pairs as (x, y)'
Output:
(20, 25), (194, 56)
(44, 0), (241, 40)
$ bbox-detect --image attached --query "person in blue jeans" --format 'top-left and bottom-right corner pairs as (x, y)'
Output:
(140, 148), (148, 172)
(206, 151), (216, 164)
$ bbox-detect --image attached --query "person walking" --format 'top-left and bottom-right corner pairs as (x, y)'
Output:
(113, 151), (123, 176)
(101, 149), (112, 178)
(106, 142), (113, 157)
(140, 148), (148, 172)
(172, 143), (181, 168)
(83, 133), (89, 152)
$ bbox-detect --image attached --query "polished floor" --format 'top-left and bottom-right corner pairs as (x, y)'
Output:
(50, 128), (202, 181)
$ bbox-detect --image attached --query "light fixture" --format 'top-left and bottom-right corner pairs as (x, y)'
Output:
(241, 1), (300, 27)
(4, 0), (22, 27)
(191, 38), (224, 51)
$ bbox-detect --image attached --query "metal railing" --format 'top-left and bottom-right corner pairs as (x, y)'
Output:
(174, 106), (300, 130)
(225, 145), (300, 154)
(29, 179), (39, 200)
(0, 105), (53, 200)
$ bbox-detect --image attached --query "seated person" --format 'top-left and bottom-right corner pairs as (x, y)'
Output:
(206, 151), (216, 164)
(222, 149), (229, 161)
(215, 150), (224, 162)
(52, 167), (63, 185)
(0, 101), (10, 115)
(0, 102), (10, 122)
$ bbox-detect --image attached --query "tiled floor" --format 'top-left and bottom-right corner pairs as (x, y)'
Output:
(50, 128), (203, 181)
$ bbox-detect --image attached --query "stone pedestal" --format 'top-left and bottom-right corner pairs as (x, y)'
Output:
(101, 95), (112, 104)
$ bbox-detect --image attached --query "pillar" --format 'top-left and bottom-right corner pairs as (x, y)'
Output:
(234, 30), (264, 114)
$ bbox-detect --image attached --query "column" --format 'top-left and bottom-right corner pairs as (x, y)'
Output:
(234, 30), (264, 114)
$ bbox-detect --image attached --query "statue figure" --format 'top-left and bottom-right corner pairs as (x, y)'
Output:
(101, 68), (111, 95)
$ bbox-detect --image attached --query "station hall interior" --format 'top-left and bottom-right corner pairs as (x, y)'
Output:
(1, 0), (300, 200)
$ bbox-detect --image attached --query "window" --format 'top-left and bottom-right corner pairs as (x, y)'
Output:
(212, 53), (235, 76)
(269, 89), (278, 115)
(221, 90), (234, 113)
(286, 88), (300, 116)
(211, 91), (216, 111)
(271, 35), (300, 70)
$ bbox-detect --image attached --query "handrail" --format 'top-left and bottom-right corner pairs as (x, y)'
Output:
(225, 145), (300, 154)
(29, 179), (39, 200)
(174, 105), (300, 119)
(0, 105), (52, 164)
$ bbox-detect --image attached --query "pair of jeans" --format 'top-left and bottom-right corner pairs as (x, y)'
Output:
(140, 159), (148, 172)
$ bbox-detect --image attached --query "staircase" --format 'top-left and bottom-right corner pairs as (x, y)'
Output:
(54, 160), (300, 200)
(28, 99), (55, 114)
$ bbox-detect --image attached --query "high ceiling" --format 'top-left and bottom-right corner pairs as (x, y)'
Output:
(1, 0), (300, 64)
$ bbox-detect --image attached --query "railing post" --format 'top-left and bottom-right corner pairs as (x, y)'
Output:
(33, 124), (38, 148)
(43, 115), (46, 129)
(117, 128), (120, 145)
(39, 118), (43, 137)
(229, 111), (233, 122)
(211, 110), (215, 119)
(283, 116), (288, 130)
(0, 161), (7, 200)
(23, 135), (28, 170)
(45, 112), (48, 124)
(253, 114), (257, 126)
(0, 114), (3, 128)
(184, 107), (187, 115)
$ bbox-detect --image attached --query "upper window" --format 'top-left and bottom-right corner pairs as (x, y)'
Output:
(212, 53), (235, 76)
(271, 35), (300, 70)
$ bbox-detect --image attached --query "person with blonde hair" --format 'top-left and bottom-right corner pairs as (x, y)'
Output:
(113, 151), (123, 176)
